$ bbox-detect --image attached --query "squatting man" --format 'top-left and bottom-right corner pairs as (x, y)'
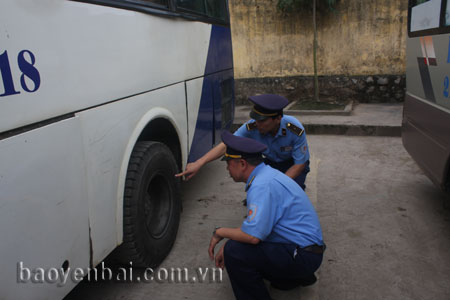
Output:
(208, 131), (325, 300)
(176, 94), (310, 190)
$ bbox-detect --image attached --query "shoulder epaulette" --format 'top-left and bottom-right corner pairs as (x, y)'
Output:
(246, 122), (257, 131)
(245, 175), (256, 192)
(286, 123), (304, 136)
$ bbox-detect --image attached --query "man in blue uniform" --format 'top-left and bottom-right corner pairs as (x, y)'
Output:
(209, 132), (325, 300)
(176, 94), (310, 190)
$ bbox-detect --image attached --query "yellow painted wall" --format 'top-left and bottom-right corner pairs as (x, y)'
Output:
(229, 0), (408, 79)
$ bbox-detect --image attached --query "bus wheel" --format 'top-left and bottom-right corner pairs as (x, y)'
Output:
(117, 141), (181, 268)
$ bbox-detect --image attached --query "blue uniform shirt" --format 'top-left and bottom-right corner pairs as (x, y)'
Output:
(240, 163), (324, 247)
(234, 115), (309, 164)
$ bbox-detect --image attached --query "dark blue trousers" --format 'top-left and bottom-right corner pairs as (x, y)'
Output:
(264, 159), (310, 190)
(224, 240), (323, 300)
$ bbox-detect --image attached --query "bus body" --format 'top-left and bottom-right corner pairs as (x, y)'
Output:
(402, 0), (450, 192)
(0, 0), (234, 298)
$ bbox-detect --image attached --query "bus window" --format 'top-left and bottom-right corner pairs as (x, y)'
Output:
(205, 0), (228, 21)
(139, 0), (168, 5)
(410, 0), (441, 32)
(176, 0), (228, 22)
(446, 0), (450, 26)
(176, 0), (205, 13)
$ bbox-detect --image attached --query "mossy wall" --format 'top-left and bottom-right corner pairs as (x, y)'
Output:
(229, 0), (407, 79)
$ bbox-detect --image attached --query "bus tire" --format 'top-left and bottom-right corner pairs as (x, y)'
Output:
(117, 141), (181, 268)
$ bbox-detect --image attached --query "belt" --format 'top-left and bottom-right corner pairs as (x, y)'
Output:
(300, 244), (326, 254)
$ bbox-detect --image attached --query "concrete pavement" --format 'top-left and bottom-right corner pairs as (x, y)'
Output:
(66, 135), (450, 300)
(233, 103), (403, 136)
(311, 135), (450, 300)
(66, 101), (450, 300)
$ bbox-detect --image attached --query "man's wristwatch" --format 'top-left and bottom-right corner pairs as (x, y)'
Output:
(213, 226), (221, 237)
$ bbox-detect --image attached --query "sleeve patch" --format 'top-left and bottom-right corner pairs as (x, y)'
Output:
(246, 204), (258, 222)
(301, 145), (308, 154)
(286, 123), (304, 136)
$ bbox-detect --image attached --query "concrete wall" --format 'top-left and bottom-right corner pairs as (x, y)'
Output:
(229, 0), (408, 103)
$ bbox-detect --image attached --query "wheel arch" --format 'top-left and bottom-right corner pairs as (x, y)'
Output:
(115, 107), (185, 244)
(137, 118), (182, 170)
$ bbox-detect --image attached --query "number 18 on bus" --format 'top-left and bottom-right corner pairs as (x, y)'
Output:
(0, 0), (234, 299)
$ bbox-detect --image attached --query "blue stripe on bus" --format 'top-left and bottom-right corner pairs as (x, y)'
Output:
(188, 25), (234, 162)
(204, 25), (233, 75)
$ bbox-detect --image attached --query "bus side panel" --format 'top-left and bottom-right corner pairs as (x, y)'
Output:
(187, 69), (235, 162)
(0, 118), (90, 300)
(0, 0), (211, 134)
(213, 70), (235, 145)
(186, 76), (214, 162)
(77, 83), (187, 265)
(204, 25), (234, 74)
(186, 77), (205, 154)
(404, 31), (450, 189)
(402, 94), (450, 188)
(405, 34), (450, 110)
(187, 24), (235, 162)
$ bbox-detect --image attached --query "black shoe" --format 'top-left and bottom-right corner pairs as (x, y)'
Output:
(270, 274), (317, 290)
(299, 274), (317, 287)
(270, 281), (301, 291)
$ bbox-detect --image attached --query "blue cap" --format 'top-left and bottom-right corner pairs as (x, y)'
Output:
(221, 131), (267, 161)
(248, 94), (289, 121)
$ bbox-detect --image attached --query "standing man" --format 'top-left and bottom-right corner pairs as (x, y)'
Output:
(176, 94), (310, 189)
(209, 131), (324, 300)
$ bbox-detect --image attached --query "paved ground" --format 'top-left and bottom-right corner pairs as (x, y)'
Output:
(234, 103), (403, 127)
(66, 135), (450, 300)
(233, 103), (403, 136)
(312, 136), (450, 300)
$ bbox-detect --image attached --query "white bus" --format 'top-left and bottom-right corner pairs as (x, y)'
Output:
(402, 0), (450, 194)
(0, 0), (234, 298)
